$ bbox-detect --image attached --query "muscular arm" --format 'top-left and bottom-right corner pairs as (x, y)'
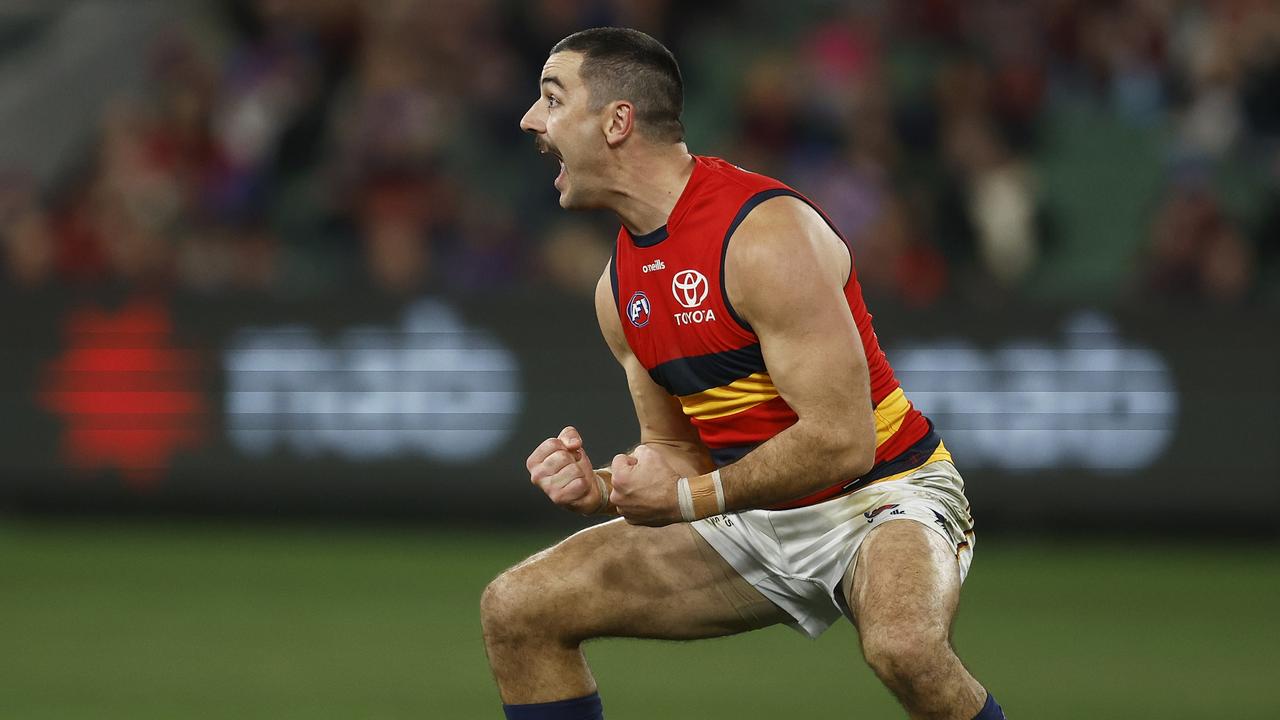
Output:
(525, 269), (711, 520)
(715, 196), (877, 510)
(594, 269), (714, 479)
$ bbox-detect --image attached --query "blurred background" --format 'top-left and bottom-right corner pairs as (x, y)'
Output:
(1, 0), (1277, 718)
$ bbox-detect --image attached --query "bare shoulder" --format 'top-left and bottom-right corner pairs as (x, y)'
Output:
(593, 264), (614, 317)
(594, 263), (628, 358)
(724, 195), (850, 319)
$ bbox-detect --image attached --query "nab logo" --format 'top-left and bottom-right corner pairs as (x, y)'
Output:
(38, 301), (208, 490)
(641, 259), (666, 273)
(627, 291), (651, 328)
(672, 269), (709, 308)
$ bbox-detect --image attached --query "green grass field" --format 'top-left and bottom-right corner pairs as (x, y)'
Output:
(3, 519), (1278, 719)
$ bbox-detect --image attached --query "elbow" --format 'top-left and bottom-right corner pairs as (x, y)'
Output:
(840, 443), (875, 480)
(814, 420), (876, 481)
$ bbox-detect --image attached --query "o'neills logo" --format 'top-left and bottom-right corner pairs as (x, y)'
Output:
(641, 259), (666, 273)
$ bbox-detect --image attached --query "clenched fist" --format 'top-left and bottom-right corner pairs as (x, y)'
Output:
(526, 426), (609, 515)
(609, 444), (682, 526)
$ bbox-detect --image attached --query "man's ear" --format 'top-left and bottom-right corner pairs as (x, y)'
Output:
(603, 101), (635, 147)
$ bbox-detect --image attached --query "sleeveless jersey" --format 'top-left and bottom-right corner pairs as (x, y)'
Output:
(611, 156), (949, 510)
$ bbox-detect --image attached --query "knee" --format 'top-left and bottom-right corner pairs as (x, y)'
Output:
(480, 565), (569, 647)
(860, 624), (949, 688)
(480, 569), (533, 644)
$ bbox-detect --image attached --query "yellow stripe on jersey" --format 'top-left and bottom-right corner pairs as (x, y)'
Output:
(872, 386), (912, 449)
(865, 440), (955, 488)
(678, 372), (780, 420)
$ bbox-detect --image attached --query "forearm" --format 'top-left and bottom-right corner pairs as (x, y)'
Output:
(714, 417), (873, 512)
(591, 439), (709, 517)
(640, 439), (714, 478)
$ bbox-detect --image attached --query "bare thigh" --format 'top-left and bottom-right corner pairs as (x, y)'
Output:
(842, 518), (962, 638)
(497, 517), (787, 641)
(836, 514), (987, 719)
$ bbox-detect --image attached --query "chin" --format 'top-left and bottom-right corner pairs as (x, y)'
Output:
(558, 190), (586, 210)
(558, 185), (603, 212)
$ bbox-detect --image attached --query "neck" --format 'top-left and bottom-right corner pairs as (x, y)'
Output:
(604, 144), (695, 235)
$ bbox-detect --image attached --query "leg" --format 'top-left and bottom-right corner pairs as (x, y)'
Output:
(844, 519), (988, 720)
(481, 518), (786, 704)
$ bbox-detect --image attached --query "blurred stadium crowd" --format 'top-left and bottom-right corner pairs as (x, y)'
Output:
(1, 0), (1278, 307)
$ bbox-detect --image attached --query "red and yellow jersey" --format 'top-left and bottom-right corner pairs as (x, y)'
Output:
(611, 156), (949, 510)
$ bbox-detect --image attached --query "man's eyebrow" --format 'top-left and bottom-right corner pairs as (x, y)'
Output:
(540, 76), (566, 91)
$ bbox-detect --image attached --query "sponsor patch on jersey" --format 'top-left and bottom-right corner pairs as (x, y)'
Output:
(672, 269), (709, 308)
(627, 291), (651, 328)
(641, 259), (666, 273)
(674, 309), (717, 326)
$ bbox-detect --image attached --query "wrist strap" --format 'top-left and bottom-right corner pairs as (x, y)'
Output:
(591, 469), (616, 515)
(677, 469), (726, 522)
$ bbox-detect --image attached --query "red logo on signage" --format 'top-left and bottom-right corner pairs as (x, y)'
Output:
(37, 301), (207, 490)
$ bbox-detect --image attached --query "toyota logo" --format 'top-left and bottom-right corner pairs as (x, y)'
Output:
(671, 269), (709, 309)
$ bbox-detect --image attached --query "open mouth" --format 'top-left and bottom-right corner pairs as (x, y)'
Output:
(538, 143), (566, 189)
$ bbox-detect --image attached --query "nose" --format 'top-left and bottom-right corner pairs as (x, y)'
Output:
(519, 99), (544, 134)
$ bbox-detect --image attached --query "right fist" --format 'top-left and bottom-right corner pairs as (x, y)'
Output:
(526, 426), (603, 514)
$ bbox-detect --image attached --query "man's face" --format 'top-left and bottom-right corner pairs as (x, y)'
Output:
(519, 52), (605, 209)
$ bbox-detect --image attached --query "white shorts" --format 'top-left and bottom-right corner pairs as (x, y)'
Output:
(691, 460), (975, 638)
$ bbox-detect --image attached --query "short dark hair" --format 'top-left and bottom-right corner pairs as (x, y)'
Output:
(551, 27), (684, 143)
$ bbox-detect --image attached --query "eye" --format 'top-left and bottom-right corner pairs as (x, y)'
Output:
(546, 95), (559, 109)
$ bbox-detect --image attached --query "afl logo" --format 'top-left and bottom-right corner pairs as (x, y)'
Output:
(627, 291), (651, 328)
(672, 269), (709, 309)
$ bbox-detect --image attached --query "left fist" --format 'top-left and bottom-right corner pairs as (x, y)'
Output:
(608, 445), (681, 526)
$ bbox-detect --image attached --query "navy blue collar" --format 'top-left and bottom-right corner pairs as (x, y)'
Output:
(629, 225), (669, 248)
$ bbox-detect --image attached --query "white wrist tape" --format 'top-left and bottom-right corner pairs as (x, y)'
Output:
(591, 468), (611, 512)
(677, 477), (695, 522)
(710, 469), (726, 513)
(591, 469), (614, 515)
